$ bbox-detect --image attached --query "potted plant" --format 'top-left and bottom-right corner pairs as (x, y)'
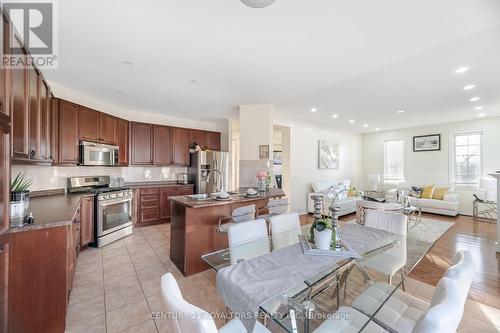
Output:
(312, 218), (333, 250)
(10, 172), (32, 228)
(256, 171), (268, 192)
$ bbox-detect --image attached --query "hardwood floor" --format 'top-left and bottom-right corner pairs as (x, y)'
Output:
(300, 212), (500, 309)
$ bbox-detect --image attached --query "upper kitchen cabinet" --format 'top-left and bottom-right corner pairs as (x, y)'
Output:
(10, 34), (29, 160)
(57, 99), (79, 165)
(153, 125), (173, 165)
(78, 106), (99, 142)
(189, 129), (206, 149)
(206, 131), (221, 151)
(78, 107), (117, 145)
(116, 118), (129, 166)
(130, 122), (153, 165)
(172, 127), (190, 166)
(99, 113), (117, 144)
(28, 67), (39, 160)
(38, 79), (51, 161)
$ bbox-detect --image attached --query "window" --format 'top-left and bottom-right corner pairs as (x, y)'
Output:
(384, 139), (405, 182)
(452, 132), (483, 185)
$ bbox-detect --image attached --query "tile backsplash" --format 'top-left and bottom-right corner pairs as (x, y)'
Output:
(12, 165), (187, 191)
(239, 159), (273, 187)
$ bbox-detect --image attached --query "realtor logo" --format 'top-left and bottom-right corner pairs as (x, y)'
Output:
(1, 0), (58, 68)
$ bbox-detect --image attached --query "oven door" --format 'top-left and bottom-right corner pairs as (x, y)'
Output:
(81, 145), (118, 166)
(97, 197), (133, 237)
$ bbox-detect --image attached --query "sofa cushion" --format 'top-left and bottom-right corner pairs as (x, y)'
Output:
(432, 186), (450, 200)
(420, 184), (434, 199)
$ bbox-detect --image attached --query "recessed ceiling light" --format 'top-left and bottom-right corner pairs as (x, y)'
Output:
(241, 0), (277, 8)
(331, 114), (338, 119)
(349, 120), (355, 124)
(477, 113), (486, 117)
(363, 124), (368, 128)
(454, 66), (469, 74)
(474, 106), (484, 111)
(189, 79), (198, 84)
(375, 128), (380, 131)
(114, 90), (124, 94)
(463, 84), (475, 90)
(469, 97), (480, 102)
(122, 60), (134, 66)
(396, 110), (405, 114)
(310, 107), (317, 113)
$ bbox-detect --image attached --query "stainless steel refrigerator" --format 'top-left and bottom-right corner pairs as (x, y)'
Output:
(188, 151), (229, 194)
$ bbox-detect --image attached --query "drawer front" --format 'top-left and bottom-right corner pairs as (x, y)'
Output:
(140, 208), (160, 223)
(177, 187), (193, 196)
(140, 201), (159, 209)
(140, 187), (160, 195)
(140, 194), (160, 203)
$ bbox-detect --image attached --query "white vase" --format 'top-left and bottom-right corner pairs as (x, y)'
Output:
(314, 228), (332, 250)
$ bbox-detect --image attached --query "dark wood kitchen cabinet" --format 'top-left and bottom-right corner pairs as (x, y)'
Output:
(78, 107), (117, 144)
(39, 80), (51, 160)
(8, 226), (69, 333)
(78, 106), (99, 142)
(28, 67), (39, 160)
(189, 129), (206, 149)
(57, 99), (79, 164)
(80, 196), (94, 247)
(10, 34), (29, 159)
(172, 127), (190, 166)
(130, 122), (153, 165)
(135, 185), (193, 226)
(116, 117), (129, 165)
(206, 131), (221, 150)
(153, 125), (173, 165)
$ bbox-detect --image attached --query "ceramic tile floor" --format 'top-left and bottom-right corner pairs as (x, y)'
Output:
(66, 224), (500, 333)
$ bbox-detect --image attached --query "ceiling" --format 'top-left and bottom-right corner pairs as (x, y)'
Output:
(43, 0), (500, 132)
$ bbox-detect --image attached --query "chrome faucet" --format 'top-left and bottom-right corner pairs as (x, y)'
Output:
(207, 169), (224, 192)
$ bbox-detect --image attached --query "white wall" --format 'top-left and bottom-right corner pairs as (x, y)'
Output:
(362, 117), (500, 215)
(274, 117), (363, 213)
(238, 105), (273, 160)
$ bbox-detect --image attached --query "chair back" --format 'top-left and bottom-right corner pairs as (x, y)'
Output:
(364, 210), (407, 235)
(268, 198), (289, 215)
(270, 212), (301, 250)
(444, 250), (474, 304)
(356, 200), (403, 225)
(160, 273), (218, 333)
(228, 219), (270, 264)
(413, 277), (464, 333)
(232, 204), (256, 223)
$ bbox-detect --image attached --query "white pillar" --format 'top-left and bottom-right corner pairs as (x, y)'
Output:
(488, 173), (500, 253)
(238, 105), (274, 187)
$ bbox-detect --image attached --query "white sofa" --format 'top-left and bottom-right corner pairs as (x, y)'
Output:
(388, 185), (460, 217)
(307, 180), (360, 217)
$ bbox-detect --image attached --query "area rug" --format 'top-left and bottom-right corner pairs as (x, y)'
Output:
(339, 217), (455, 243)
(406, 217), (454, 243)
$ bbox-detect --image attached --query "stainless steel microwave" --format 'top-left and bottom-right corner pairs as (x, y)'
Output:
(79, 141), (119, 166)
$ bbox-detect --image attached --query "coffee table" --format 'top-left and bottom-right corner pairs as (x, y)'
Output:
(401, 205), (422, 229)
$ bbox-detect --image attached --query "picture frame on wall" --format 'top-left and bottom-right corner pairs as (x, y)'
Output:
(413, 134), (441, 152)
(259, 145), (270, 159)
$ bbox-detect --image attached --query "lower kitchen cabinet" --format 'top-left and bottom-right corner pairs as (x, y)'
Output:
(135, 185), (193, 226)
(80, 196), (94, 247)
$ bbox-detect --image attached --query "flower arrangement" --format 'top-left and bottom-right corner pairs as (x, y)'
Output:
(256, 170), (268, 181)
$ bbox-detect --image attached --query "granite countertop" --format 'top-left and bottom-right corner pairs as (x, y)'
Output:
(169, 188), (286, 208)
(125, 181), (194, 188)
(7, 191), (92, 234)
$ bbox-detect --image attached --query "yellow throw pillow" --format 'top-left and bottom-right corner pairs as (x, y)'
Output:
(420, 185), (435, 199)
(432, 187), (450, 200)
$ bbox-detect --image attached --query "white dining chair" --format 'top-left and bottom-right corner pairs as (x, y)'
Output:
(269, 212), (301, 250)
(161, 273), (271, 333)
(363, 210), (408, 288)
(217, 204), (256, 234)
(257, 198), (289, 221)
(312, 306), (386, 333)
(227, 219), (270, 265)
(352, 250), (473, 333)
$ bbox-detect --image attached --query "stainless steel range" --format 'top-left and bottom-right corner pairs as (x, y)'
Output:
(67, 176), (133, 247)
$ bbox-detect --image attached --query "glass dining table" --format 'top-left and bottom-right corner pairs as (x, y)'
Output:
(201, 222), (436, 333)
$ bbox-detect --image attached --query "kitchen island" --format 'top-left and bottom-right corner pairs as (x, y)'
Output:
(169, 188), (285, 276)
